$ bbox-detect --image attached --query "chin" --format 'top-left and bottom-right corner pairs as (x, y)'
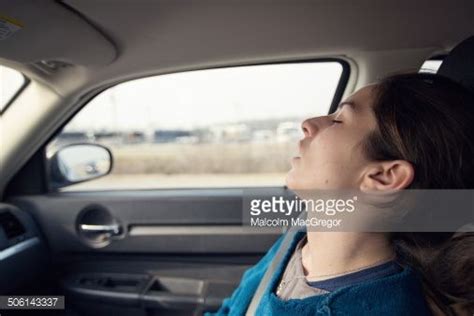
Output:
(285, 170), (305, 190)
(285, 172), (297, 189)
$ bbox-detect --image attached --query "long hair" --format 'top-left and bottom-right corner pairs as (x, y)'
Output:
(362, 73), (474, 315)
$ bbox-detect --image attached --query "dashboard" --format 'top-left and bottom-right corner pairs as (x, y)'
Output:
(0, 203), (48, 293)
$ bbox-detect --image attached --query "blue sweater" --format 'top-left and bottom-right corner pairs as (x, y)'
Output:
(207, 232), (432, 316)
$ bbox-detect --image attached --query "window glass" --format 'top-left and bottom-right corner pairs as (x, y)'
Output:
(420, 59), (443, 73)
(47, 62), (346, 190)
(0, 65), (26, 113)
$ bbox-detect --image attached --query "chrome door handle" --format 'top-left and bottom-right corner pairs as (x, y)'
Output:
(80, 224), (121, 235)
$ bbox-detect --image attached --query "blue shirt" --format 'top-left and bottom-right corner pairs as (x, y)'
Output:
(207, 231), (432, 316)
(307, 260), (402, 292)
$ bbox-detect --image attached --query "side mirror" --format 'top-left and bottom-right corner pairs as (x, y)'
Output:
(48, 144), (113, 190)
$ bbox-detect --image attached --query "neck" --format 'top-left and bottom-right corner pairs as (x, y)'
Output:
(302, 232), (395, 281)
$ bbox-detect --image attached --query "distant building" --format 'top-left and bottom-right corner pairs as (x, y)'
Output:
(251, 129), (274, 143)
(154, 129), (196, 143)
(276, 122), (302, 142)
(52, 131), (94, 148)
(123, 131), (146, 144)
(94, 131), (123, 145)
(209, 124), (251, 143)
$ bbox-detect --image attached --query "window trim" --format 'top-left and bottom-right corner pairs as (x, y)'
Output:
(427, 54), (446, 61)
(49, 58), (350, 192)
(326, 59), (350, 113)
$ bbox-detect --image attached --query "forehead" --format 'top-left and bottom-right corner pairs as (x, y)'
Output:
(345, 85), (376, 110)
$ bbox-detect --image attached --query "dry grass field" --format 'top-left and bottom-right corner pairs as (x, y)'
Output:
(63, 142), (297, 190)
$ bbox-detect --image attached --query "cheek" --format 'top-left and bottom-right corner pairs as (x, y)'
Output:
(287, 130), (367, 189)
(306, 130), (347, 166)
(308, 139), (350, 184)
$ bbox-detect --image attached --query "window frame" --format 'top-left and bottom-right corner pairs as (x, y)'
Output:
(6, 58), (351, 195)
(48, 58), (350, 192)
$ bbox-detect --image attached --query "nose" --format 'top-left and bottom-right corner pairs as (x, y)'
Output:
(301, 117), (319, 137)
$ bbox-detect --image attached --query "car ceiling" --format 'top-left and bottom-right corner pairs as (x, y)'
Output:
(1, 0), (474, 96)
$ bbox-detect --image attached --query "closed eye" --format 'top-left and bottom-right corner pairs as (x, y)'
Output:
(332, 120), (343, 124)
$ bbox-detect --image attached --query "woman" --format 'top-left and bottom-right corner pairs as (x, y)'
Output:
(208, 73), (474, 316)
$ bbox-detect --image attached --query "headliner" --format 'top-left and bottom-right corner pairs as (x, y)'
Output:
(1, 0), (474, 94)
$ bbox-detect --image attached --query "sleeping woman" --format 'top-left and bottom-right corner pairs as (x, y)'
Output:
(208, 73), (474, 316)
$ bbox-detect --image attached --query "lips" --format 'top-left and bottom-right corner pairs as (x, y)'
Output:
(291, 139), (305, 162)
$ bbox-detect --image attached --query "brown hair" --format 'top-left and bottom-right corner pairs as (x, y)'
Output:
(363, 73), (474, 315)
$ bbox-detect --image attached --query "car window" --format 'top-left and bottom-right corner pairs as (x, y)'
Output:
(0, 65), (26, 113)
(420, 59), (443, 73)
(47, 61), (347, 191)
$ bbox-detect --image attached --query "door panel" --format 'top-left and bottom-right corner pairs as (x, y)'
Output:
(9, 189), (282, 254)
(8, 188), (284, 315)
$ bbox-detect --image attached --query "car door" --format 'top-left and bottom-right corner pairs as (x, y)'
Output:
(3, 60), (348, 315)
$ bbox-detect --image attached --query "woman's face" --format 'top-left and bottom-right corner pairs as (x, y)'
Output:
(286, 85), (378, 190)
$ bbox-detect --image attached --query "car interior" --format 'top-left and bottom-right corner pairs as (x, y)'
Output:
(0, 1), (473, 315)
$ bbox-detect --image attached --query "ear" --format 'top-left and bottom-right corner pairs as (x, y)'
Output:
(360, 160), (414, 192)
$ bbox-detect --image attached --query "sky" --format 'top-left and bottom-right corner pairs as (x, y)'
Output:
(65, 62), (342, 132)
(0, 65), (25, 112)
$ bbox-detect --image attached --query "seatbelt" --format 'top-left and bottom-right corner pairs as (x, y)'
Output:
(245, 228), (299, 316)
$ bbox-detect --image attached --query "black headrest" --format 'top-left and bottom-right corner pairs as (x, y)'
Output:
(438, 36), (474, 92)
